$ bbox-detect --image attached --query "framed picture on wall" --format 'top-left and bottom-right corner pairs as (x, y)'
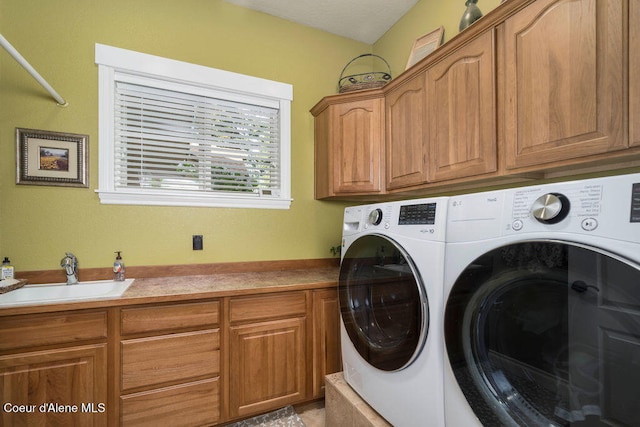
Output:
(16, 128), (89, 187)
(406, 26), (445, 69)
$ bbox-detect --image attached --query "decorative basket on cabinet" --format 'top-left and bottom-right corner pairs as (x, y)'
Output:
(338, 54), (392, 93)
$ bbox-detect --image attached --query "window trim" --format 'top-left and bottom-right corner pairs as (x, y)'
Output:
(95, 43), (293, 209)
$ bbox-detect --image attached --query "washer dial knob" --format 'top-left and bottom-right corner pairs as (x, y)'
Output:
(368, 208), (383, 226)
(532, 193), (570, 224)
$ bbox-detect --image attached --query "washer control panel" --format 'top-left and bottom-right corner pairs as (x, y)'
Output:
(343, 197), (447, 242)
(364, 203), (439, 228)
(398, 203), (437, 225)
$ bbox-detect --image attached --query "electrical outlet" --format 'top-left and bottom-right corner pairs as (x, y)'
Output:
(192, 235), (203, 250)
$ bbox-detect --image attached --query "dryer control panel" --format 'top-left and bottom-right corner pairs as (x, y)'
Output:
(504, 173), (640, 243)
(447, 173), (640, 244)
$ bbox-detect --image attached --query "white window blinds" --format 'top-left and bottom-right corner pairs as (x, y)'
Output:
(95, 44), (292, 209)
(115, 82), (281, 196)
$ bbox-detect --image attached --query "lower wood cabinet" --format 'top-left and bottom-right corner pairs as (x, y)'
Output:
(229, 317), (306, 418)
(0, 284), (339, 427)
(116, 287), (339, 426)
(0, 310), (108, 427)
(118, 301), (221, 427)
(228, 292), (307, 419)
(312, 289), (341, 397)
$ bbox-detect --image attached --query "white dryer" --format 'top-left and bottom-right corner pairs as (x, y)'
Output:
(443, 173), (640, 426)
(339, 197), (447, 427)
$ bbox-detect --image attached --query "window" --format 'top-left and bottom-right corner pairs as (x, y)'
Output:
(95, 44), (293, 209)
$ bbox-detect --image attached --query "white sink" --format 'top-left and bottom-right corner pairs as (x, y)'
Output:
(0, 279), (135, 308)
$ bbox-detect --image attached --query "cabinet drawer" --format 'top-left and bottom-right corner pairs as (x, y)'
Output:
(121, 378), (219, 427)
(0, 311), (107, 351)
(121, 329), (219, 391)
(121, 301), (219, 335)
(229, 291), (306, 324)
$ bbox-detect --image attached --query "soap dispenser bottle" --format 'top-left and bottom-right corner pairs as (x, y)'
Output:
(1, 257), (14, 280)
(113, 251), (126, 281)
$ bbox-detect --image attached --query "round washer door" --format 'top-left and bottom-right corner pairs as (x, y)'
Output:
(445, 241), (640, 426)
(339, 234), (428, 372)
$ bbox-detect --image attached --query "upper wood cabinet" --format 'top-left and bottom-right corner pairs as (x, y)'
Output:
(312, 92), (385, 198)
(386, 75), (429, 190)
(426, 29), (497, 182)
(503, 0), (626, 170)
(630, 0), (640, 148)
(312, 0), (639, 201)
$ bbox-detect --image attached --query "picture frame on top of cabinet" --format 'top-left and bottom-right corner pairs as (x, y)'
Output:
(16, 127), (88, 187)
(406, 26), (445, 69)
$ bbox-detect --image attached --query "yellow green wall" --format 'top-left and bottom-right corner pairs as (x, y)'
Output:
(0, 0), (370, 272)
(0, 0), (505, 273)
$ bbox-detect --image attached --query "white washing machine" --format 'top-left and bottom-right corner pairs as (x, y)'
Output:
(339, 197), (447, 427)
(443, 173), (640, 426)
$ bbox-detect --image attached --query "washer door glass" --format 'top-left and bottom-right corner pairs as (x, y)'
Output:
(445, 241), (640, 426)
(339, 234), (427, 371)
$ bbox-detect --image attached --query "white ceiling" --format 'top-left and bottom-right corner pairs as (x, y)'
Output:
(222, 0), (419, 44)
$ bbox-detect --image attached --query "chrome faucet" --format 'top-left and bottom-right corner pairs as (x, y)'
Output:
(60, 252), (79, 285)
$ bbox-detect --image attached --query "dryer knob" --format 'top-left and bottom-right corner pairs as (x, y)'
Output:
(368, 208), (383, 226)
(532, 193), (570, 224)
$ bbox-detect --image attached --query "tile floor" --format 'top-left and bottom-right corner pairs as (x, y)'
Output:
(296, 401), (325, 427)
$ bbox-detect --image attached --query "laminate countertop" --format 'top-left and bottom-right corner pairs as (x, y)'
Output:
(0, 267), (340, 316)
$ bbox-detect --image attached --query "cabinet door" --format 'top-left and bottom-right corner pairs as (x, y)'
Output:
(0, 344), (107, 427)
(312, 289), (341, 398)
(427, 30), (497, 182)
(386, 76), (428, 190)
(631, 0), (640, 148)
(314, 107), (333, 198)
(332, 99), (384, 194)
(229, 317), (306, 418)
(503, 0), (625, 170)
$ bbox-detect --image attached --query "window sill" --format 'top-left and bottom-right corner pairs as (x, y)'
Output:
(96, 189), (292, 209)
